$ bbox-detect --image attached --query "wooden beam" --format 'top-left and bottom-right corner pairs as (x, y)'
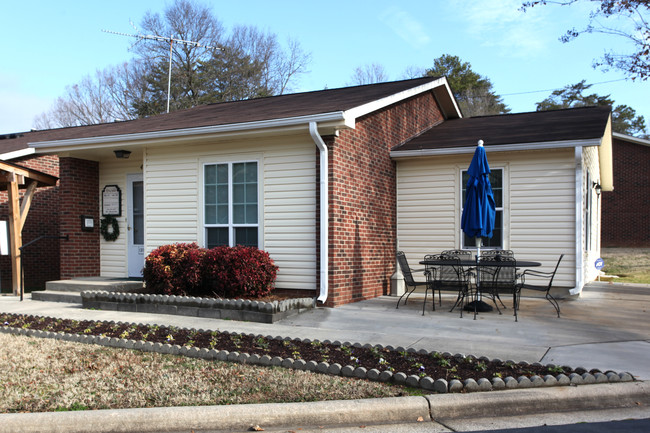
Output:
(0, 161), (57, 187)
(7, 180), (22, 296)
(19, 181), (38, 231)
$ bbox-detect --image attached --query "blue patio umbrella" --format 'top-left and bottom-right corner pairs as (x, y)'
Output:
(461, 140), (496, 257)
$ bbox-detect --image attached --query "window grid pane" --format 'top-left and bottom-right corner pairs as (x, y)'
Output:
(461, 168), (503, 249)
(204, 162), (258, 248)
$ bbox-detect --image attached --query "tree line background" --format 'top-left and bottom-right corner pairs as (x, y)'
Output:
(35, 0), (649, 138)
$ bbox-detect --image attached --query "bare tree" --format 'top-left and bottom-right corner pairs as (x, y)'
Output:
(349, 63), (389, 85)
(34, 0), (311, 127)
(522, 1), (650, 80)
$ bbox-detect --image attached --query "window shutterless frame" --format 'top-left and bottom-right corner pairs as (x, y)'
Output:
(203, 160), (260, 248)
(460, 167), (504, 250)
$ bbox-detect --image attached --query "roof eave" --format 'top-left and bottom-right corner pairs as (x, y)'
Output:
(344, 77), (462, 122)
(390, 138), (603, 158)
(29, 111), (352, 152)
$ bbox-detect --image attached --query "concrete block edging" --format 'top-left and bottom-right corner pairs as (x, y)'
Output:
(0, 324), (637, 394)
(79, 291), (315, 323)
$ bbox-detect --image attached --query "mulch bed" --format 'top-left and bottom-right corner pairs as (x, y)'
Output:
(0, 312), (594, 382)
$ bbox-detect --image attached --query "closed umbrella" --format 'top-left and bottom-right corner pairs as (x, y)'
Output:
(461, 140), (496, 256)
(461, 140), (496, 313)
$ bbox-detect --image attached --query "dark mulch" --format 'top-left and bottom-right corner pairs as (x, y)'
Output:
(0, 313), (593, 382)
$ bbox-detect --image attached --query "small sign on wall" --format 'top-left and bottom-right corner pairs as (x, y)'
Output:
(102, 185), (122, 216)
(0, 220), (8, 256)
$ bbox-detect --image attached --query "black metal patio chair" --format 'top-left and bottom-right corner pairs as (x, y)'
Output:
(516, 254), (564, 319)
(441, 249), (472, 258)
(480, 250), (514, 259)
(395, 251), (430, 310)
(477, 256), (518, 320)
(426, 254), (472, 317)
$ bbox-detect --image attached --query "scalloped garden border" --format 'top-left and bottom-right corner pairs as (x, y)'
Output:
(0, 321), (635, 393)
(80, 291), (315, 323)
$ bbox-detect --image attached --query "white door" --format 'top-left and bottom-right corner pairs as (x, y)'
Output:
(127, 174), (145, 277)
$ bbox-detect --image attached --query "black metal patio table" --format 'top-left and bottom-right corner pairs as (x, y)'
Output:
(419, 258), (541, 317)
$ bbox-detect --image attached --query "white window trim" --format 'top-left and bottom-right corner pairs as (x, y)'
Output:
(459, 167), (505, 250)
(200, 158), (263, 249)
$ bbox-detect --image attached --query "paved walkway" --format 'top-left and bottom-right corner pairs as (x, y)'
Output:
(0, 281), (649, 432)
(1, 281), (648, 379)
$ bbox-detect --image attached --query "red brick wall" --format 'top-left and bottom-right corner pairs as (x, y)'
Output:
(58, 157), (100, 278)
(324, 92), (445, 306)
(602, 138), (650, 247)
(0, 155), (60, 292)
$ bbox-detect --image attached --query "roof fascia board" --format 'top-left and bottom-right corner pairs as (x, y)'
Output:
(29, 111), (350, 151)
(344, 78), (461, 122)
(390, 138), (603, 158)
(0, 148), (35, 161)
(613, 131), (650, 147)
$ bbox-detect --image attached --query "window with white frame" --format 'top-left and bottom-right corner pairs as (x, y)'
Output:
(461, 168), (504, 249)
(204, 161), (259, 248)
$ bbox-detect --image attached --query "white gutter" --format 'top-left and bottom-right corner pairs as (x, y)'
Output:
(309, 122), (329, 304)
(390, 138), (601, 158)
(29, 112), (352, 150)
(390, 138), (603, 158)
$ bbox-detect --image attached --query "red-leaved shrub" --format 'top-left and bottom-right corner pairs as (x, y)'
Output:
(142, 243), (206, 296)
(202, 245), (278, 299)
(143, 243), (278, 299)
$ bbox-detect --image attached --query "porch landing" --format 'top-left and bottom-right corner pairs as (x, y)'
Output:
(31, 277), (144, 303)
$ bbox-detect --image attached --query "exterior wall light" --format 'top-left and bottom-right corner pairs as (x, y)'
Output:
(114, 150), (131, 159)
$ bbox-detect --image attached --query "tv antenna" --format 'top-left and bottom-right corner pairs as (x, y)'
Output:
(103, 25), (219, 113)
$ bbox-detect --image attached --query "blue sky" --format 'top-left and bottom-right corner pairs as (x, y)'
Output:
(1, 0), (648, 134)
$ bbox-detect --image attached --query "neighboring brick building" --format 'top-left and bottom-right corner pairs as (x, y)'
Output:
(601, 133), (650, 248)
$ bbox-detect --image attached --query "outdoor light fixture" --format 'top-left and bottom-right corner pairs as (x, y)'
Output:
(593, 181), (602, 195)
(114, 150), (131, 159)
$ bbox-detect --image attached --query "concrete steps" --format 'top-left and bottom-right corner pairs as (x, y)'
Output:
(31, 277), (144, 304)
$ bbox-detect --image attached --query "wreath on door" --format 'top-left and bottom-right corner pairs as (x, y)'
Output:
(100, 216), (120, 241)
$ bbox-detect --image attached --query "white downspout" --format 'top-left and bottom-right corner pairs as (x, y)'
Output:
(572, 147), (584, 295)
(309, 122), (329, 303)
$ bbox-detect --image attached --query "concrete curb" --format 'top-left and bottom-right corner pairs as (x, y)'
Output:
(0, 396), (429, 433)
(427, 381), (650, 420)
(0, 383), (647, 433)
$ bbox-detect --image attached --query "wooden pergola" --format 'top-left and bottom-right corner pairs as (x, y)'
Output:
(0, 161), (58, 296)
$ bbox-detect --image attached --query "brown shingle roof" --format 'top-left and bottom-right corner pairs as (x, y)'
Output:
(393, 106), (612, 152)
(1, 77), (441, 154)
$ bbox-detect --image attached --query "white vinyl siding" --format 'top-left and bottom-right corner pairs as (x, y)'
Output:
(396, 148), (577, 289)
(99, 158), (143, 277)
(144, 135), (317, 291)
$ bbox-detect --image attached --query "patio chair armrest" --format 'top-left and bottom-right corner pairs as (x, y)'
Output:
(519, 269), (553, 285)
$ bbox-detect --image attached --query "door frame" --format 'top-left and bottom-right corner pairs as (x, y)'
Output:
(126, 173), (144, 277)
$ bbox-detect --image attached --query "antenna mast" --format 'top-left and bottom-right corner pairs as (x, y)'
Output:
(103, 28), (218, 113)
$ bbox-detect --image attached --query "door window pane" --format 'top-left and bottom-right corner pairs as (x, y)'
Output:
(132, 181), (144, 245)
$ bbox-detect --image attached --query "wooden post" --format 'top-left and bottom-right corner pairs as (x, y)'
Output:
(7, 177), (22, 295)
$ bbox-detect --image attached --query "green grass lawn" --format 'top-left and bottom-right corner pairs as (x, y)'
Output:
(600, 248), (650, 284)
